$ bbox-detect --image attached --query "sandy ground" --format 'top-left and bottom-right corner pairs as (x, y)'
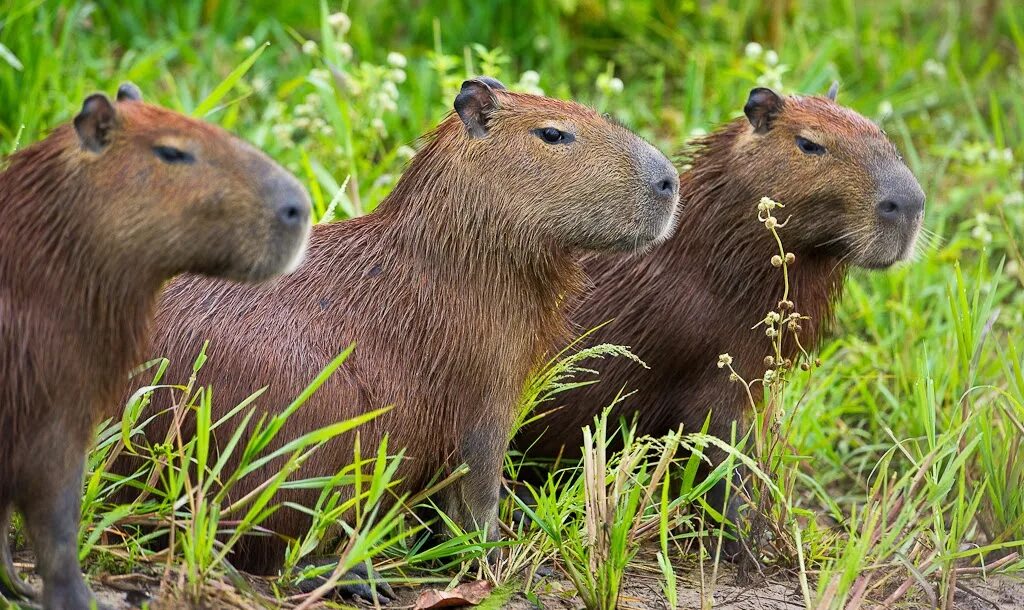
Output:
(7, 550), (1024, 609)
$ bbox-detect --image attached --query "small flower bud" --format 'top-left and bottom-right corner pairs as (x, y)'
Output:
(717, 353), (733, 368)
(785, 252), (796, 264)
(771, 255), (783, 267)
(763, 356), (774, 366)
(729, 372), (740, 382)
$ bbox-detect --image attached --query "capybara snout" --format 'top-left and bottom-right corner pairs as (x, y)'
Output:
(869, 160), (925, 267)
(91, 84), (312, 282)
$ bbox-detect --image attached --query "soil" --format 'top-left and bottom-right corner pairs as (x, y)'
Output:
(7, 549), (1024, 609)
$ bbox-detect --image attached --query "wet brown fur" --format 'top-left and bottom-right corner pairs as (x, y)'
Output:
(0, 96), (309, 608)
(117, 87), (679, 575)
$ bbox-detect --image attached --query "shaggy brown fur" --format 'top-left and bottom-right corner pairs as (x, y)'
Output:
(117, 79), (679, 576)
(0, 85), (310, 609)
(517, 89), (925, 536)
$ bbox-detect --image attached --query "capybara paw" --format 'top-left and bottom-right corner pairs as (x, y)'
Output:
(296, 560), (395, 604)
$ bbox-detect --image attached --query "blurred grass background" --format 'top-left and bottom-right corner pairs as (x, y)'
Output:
(2, 0), (1024, 606)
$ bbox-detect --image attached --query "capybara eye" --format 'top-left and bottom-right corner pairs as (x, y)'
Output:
(533, 127), (574, 145)
(153, 145), (195, 164)
(795, 136), (826, 156)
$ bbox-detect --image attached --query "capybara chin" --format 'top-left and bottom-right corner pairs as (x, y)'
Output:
(116, 77), (679, 580)
(516, 85), (925, 551)
(0, 83), (310, 609)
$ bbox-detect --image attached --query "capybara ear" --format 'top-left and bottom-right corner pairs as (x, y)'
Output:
(826, 81), (839, 102)
(73, 93), (118, 152)
(743, 87), (785, 134)
(454, 77), (505, 138)
(116, 82), (143, 102)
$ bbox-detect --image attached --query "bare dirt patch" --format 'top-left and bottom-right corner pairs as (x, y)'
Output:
(8, 549), (1024, 609)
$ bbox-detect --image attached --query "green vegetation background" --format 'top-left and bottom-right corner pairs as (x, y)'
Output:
(1, 0), (1023, 606)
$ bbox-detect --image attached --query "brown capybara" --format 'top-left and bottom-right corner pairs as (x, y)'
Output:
(516, 85), (925, 551)
(116, 78), (679, 589)
(0, 83), (311, 609)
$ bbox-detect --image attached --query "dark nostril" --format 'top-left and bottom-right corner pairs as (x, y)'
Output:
(277, 201), (309, 227)
(877, 196), (924, 222)
(653, 174), (679, 199)
(878, 200), (901, 218)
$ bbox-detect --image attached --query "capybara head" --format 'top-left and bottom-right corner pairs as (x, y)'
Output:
(450, 77), (679, 252)
(69, 83), (311, 281)
(734, 85), (924, 268)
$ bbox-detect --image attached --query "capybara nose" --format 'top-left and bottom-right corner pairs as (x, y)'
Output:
(876, 192), (924, 223)
(265, 174), (312, 229)
(653, 173), (679, 202)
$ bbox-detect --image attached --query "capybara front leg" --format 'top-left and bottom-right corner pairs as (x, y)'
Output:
(20, 452), (92, 610)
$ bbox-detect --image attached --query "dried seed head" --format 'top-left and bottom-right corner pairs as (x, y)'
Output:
(763, 355), (775, 367)
(785, 252), (796, 264)
(771, 255), (783, 267)
(801, 362), (811, 371)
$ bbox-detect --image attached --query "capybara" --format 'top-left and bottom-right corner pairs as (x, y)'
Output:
(117, 78), (679, 585)
(517, 85), (925, 550)
(0, 83), (311, 609)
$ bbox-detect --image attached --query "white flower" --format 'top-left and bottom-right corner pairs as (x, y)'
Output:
(237, 36), (256, 52)
(251, 76), (268, 92)
(744, 42), (763, 59)
(520, 70), (540, 86)
(764, 50), (779, 66)
(878, 100), (894, 119)
(608, 77), (624, 94)
(371, 117), (386, 134)
(327, 12), (351, 34)
(1005, 191), (1024, 206)
(335, 41), (353, 61)
(396, 145), (416, 160)
(923, 59), (946, 79)
(387, 51), (407, 68)
(390, 68), (407, 84)
(302, 40), (318, 56)
(717, 353), (733, 368)
(308, 68), (331, 86)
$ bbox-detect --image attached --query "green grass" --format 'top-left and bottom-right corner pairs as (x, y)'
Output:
(2, 0), (1023, 608)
